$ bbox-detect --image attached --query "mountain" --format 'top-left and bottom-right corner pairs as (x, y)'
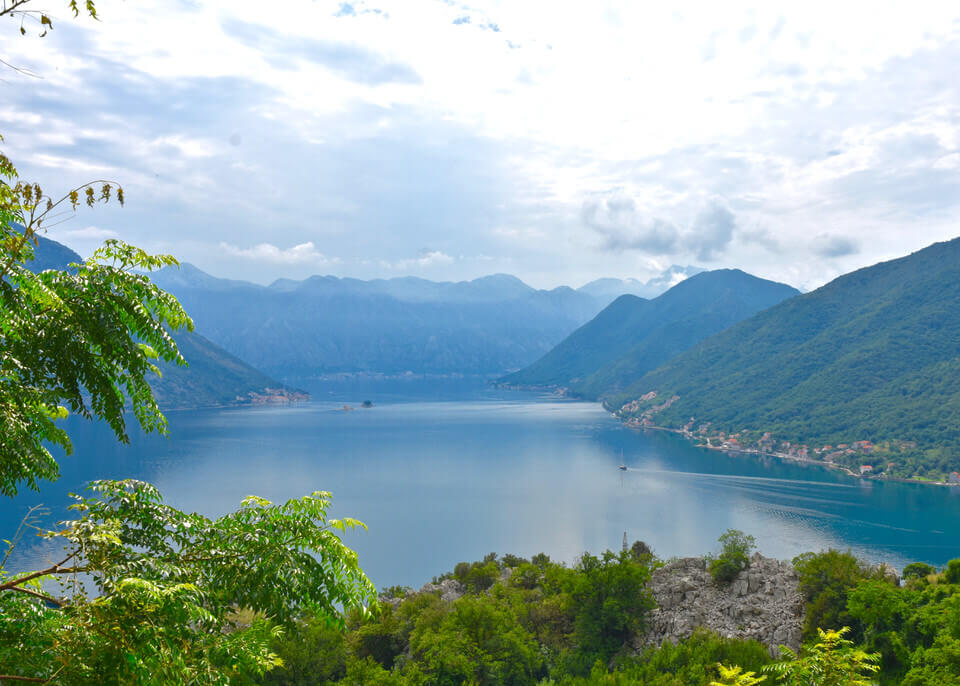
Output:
(28, 237), (304, 409)
(578, 265), (704, 301)
(502, 269), (800, 399)
(149, 266), (613, 379)
(612, 237), (960, 480)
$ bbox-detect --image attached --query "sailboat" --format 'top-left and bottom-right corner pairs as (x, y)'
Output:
(618, 449), (627, 471)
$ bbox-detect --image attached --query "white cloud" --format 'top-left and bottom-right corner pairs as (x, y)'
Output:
(219, 241), (338, 264)
(381, 250), (455, 270)
(51, 225), (119, 241)
(2, 0), (959, 288)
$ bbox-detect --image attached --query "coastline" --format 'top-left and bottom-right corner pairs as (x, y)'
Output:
(627, 421), (958, 488)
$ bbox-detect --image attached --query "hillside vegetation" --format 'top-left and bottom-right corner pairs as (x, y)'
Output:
(502, 270), (799, 399)
(613, 238), (960, 480)
(241, 545), (960, 686)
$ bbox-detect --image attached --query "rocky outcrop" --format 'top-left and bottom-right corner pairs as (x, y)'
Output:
(414, 578), (466, 603)
(640, 554), (803, 656)
(381, 578), (466, 609)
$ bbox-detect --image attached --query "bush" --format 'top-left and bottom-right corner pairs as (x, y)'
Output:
(792, 549), (877, 642)
(709, 529), (756, 584)
(902, 562), (936, 580)
(563, 550), (656, 675)
(464, 561), (500, 593)
(453, 561), (472, 581)
(944, 559), (960, 584)
(630, 540), (653, 560)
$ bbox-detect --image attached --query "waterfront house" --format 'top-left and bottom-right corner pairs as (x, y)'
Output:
(860, 465), (873, 475)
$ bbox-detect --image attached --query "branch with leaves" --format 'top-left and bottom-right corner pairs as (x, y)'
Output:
(1, 0), (97, 38)
(0, 481), (377, 683)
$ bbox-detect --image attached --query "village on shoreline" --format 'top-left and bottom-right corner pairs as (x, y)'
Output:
(616, 391), (960, 488)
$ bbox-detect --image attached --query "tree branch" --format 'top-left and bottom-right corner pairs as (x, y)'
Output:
(0, 0), (33, 19)
(0, 551), (77, 591)
(8, 585), (63, 606)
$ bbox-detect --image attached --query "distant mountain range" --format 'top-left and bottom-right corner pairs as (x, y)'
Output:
(577, 265), (704, 301)
(612, 237), (960, 480)
(501, 270), (800, 399)
(29, 237), (304, 410)
(149, 266), (625, 378)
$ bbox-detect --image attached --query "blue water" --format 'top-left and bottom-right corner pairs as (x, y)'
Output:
(2, 379), (959, 589)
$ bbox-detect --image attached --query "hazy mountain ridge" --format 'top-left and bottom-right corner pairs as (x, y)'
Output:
(29, 237), (304, 409)
(577, 265), (705, 301)
(502, 269), (800, 398)
(149, 265), (631, 378)
(612, 237), (960, 479)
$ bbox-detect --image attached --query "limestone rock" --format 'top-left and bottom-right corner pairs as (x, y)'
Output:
(641, 553), (803, 656)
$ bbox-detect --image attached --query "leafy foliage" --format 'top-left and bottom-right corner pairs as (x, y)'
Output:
(564, 549), (657, 674)
(902, 562), (937, 580)
(709, 529), (756, 585)
(791, 549), (883, 643)
(710, 663), (767, 686)
(0, 236), (192, 495)
(1, 137), (189, 496)
(765, 627), (880, 686)
(0, 482), (376, 683)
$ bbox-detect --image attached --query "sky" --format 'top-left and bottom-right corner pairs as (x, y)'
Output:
(1, 0), (959, 290)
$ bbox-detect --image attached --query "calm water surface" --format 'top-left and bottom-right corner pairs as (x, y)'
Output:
(3, 379), (959, 588)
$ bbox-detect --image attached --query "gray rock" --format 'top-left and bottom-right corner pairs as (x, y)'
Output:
(641, 554), (804, 656)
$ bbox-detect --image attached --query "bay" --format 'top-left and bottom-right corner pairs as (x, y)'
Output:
(3, 378), (958, 590)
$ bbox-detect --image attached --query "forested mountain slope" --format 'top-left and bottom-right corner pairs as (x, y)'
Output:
(502, 270), (799, 399)
(150, 265), (610, 378)
(30, 237), (303, 408)
(614, 237), (960, 479)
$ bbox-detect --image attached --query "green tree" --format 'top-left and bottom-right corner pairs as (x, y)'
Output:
(902, 562), (937, 581)
(792, 549), (876, 642)
(709, 529), (756, 584)
(945, 559), (960, 584)
(564, 549), (656, 675)
(764, 627), (880, 686)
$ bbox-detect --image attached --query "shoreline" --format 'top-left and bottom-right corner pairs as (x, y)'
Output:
(628, 422), (958, 488)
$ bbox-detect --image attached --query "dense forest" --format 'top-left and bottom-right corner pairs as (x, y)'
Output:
(611, 238), (960, 480)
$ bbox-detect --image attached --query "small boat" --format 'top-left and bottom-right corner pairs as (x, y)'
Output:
(618, 464), (627, 471)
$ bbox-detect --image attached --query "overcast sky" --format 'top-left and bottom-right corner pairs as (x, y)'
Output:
(2, 0), (958, 290)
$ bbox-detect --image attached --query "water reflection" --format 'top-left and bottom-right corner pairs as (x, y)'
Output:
(2, 384), (959, 589)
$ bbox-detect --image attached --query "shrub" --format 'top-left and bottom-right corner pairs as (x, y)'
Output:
(902, 562), (936, 580)
(709, 529), (756, 584)
(944, 559), (960, 584)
